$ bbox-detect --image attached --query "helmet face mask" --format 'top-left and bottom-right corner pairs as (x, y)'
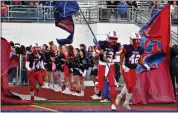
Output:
(32, 44), (41, 55)
(107, 37), (118, 45)
(131, 39), (141, 47)
(130, 32), (141, 47)
(106, 30), (118, 45)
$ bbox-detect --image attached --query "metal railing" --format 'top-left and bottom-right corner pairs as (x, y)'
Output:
(171, 31), (178, 45)
(1, 5), (140, 23)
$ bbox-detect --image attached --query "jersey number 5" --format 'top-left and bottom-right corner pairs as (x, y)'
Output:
(129, 54), (140, 64)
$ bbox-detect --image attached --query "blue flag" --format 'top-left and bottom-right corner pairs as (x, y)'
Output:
(136, 4), (170, 73)
(54, 1), (79, 45)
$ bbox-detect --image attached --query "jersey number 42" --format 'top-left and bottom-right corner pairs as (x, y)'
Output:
(129, 54), (140, 64)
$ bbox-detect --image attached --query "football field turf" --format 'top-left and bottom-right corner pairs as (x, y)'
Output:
(1, 100), (178, 112)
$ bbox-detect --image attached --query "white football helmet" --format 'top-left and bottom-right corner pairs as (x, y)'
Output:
(129, 32), (141, 47)
(106, 30), (118, 45)
(32, 43), (41, 54)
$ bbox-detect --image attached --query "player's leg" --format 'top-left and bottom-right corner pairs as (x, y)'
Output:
(94, 65), (105, 100)
(107, 64), (117, 110)
(116, 85), (128, 105)
(28, 71), (36, 102)
(116, 68), (128, 105)
(123, 69), (137, 110)
(36, 70), (43, 95)
(96, 64), (106, 91)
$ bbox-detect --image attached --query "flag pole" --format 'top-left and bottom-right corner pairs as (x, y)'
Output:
(79, 9), (97, 44)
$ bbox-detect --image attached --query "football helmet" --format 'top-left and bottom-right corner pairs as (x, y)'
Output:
(130, 32), (141, 47)
(32, 43), (41, 55)
(106, 30), (118, 45)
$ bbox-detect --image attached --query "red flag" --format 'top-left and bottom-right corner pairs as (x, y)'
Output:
(1, 38), (31, 105)
(132, 4), (176, 104)
(144, 3), (171, 67)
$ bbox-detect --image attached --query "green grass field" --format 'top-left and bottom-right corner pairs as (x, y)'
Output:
(34, 100), (178, 107)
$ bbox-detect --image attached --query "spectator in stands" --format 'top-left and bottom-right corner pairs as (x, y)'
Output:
(118, 0), (128, 19)
(170, 1), (178, 24)
(151, 0), (160, 17)
(106, 0), (119, 19)
(170, 44), (178, 99)
(11, 0), (22, 5)
(126, 1), (138, 21)
(159, 1), (167, 9)
(1, 2), (8, 21)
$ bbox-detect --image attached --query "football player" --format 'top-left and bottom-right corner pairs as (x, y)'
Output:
(115, 32), (150, 110)
(26, 43), (45, 102)
(96, 30), (121, 110)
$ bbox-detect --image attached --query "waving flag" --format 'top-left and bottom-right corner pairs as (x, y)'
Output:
(1, 38), (31, 105)
(132, 4), (175, 104)
(137, 3), (170, 73)
(54, 1), (79, 45)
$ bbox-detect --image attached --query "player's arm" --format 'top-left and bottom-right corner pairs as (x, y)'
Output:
(113, 45), (123, 62)
(120, 47), (126, 67)
(25, 55), (32, 71)
(120, 47), (130, 72)
(138, 50), (150, 71)
(115, 44), (123, 56)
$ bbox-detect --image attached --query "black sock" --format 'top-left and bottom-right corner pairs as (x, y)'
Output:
(96, 91), (101, 97)
(76, 90), (80, 93)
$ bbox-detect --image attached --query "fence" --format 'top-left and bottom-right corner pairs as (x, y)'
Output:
(1, 5), (145, 23)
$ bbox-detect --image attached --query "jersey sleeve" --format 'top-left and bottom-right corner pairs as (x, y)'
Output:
(116, 43), (121, 52)
(96, 41), (105, 51)
(122, 44), (128, 53)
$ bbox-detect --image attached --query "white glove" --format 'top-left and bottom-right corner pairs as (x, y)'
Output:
(122, 65), (130, 72)
(144, 63), (150, 71)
